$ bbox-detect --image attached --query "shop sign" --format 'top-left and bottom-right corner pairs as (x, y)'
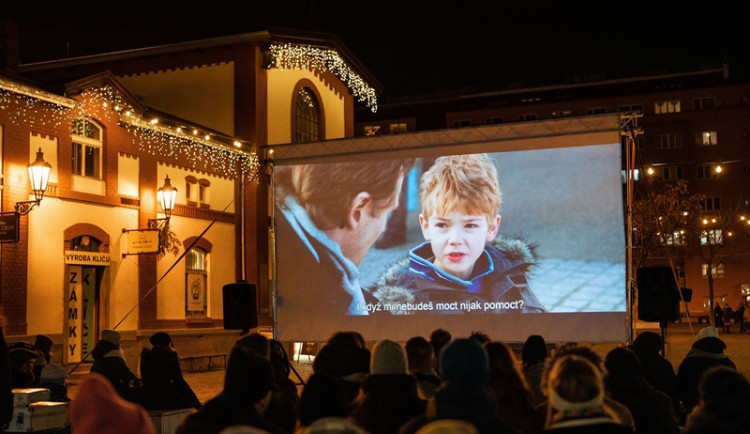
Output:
(0, 213), (19, 243)
(64, 251), (111, 266)
(122, 228), (159, 255)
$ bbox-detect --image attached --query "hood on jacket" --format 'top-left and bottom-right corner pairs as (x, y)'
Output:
(691, 336), (726, 354)
(91, 340), (118, 360)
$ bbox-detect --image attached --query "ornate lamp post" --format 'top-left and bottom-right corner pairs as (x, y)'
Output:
(149, 175), (177, 228)
(15, 148), (52, 216)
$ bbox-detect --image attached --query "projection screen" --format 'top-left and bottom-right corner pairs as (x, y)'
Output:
(271, 116), (627, 343)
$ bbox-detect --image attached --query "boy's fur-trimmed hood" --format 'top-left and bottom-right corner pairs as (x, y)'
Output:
(367, 235), (538, 315)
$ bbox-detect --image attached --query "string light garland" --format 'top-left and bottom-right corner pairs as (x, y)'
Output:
(268, 43), (378, 112)
(0, 79), (258, 178)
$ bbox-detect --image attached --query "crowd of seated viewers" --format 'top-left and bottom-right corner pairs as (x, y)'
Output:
(1, 322), (749, 433)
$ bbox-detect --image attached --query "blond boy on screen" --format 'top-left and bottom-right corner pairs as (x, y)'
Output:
(369, 153), (545, 314)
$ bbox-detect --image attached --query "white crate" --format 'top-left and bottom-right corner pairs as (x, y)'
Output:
(7, 401), (69, 432)
(11, 389), (50, 407)
(148, 408), (196, 434)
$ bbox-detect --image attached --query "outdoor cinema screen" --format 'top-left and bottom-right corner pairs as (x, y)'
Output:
(273, 128), (626, 343)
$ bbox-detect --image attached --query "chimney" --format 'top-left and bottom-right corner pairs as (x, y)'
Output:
(0, 19), (19, 72)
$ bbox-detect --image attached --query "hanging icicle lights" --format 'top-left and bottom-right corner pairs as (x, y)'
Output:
(268, 43), (378, 112)
(0, 80), (258, 178)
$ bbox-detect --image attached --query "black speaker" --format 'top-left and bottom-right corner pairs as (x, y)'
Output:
(637, 266), (680, 322)
(222, 281), (258, 331)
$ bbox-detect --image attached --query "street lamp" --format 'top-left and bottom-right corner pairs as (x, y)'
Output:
(14, 148), (52, 216)
(149, 175), (177, 228)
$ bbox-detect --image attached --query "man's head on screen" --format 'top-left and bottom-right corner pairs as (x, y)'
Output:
(280, 158), (415, 265)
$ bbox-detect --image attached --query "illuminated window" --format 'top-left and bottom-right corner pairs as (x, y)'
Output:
(665, 231), (686, 246)
(518, 113), (537, 121)
(700, 197), (721, 211)
(657, 133), (681, 149)
(390, 122), (408, 133)
(186, 247), (208, 316)
(701, 229), (723, 245)
(654, 100), (681, 114)
(453, 120), (471, 128)
(696, 131), (718, 146)
(363, 125), (381, 136)
(72, 119), (102, 179)
(586, 107), (607, 115)
(701, 263), (724, 278)
(551, 110), (572, 118)
(295, 87), (321, 143)
(694, 97), (716, 110)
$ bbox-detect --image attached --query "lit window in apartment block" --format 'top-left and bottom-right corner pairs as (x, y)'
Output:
(696, 131), (718, 146)
(654, 100), (681, 114)
(701, 263), (724, 278)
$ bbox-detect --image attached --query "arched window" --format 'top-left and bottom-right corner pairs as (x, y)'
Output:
(186, 247), (207, 316)
(295, 87), (321, 143)
(71, 119), (103, 179)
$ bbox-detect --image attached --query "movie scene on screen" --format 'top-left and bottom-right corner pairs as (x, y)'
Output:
(273, 140), (626, 342)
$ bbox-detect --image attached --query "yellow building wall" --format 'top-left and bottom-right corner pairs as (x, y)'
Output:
(157, 163), (235, 213)
(26, 197), (140, 335)
(119, 62), (235, 136)
(118, 154), (140, 198)
(266, 69), (347, 145)
(156, 216), (235, 320)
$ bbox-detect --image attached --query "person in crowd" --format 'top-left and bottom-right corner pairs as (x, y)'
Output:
(713, 303), (724, 330)
(684, 366), (750, 434)
(139, 331), (201, 410)
(429, 329), (451, 373)
(469, 331), (491, 345)
(90, 329), (140, 402)
(540, 343), (635, 430)
(723, 304), (733, 334)
(544, 355), (632, 433)
(274, 158), (415, 319)
(485, 341), (544, 433)
(235, 331), (271, 357)
(7, 341), (38, 388)
(297, 373), (348, 431)
(400, 338), (517, 434)
(177, 345), (285, 434)
(405, 336), (441, 399)
(69, 372), (155, 434)
(631, 331), (678, 412)
(743, 301), (750, 333)
(39, 363), (69, 402)
(350, 339), (426, 434)
(737, 301), (745, 333)
(676, 326), (736, 416)
(312, 333), (370, 406)
(521, 334), (548, 407)
(32, 334), (53, 386)
(368, 153), (545, 314)
(266, 339), (300, 434)
(603, 347), (678, 434)
(1, 322), (13, 432)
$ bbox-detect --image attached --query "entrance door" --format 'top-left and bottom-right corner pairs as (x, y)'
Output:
(65, 236), (104, 364)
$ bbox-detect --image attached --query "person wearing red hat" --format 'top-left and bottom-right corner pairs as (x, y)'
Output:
(70, 373), (155, 434)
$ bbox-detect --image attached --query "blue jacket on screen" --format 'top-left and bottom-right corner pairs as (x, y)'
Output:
(367, 237), (546, 314)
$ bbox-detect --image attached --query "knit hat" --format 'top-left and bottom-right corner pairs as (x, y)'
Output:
(101, 329), (121, 346)
(696, 326), (719, 341)
(8, 341), (38, 367)
(370, 339), (408, 374)
(439, 338), (489, 386)
(69, 373), (155, 434)
(34, 334), (54, 354)
(149, 332), (172, 347)
(40, 364), (67, 385)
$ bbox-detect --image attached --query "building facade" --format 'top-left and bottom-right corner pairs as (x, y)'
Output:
(2, 28), (378, 368)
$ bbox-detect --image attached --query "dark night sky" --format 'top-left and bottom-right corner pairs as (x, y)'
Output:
(7, 2), (750, 101)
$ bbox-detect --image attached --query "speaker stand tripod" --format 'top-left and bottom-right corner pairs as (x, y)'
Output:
(659, 320), (669, 357)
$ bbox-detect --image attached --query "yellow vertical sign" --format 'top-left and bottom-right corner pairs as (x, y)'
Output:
(66, 266), (84, 364)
